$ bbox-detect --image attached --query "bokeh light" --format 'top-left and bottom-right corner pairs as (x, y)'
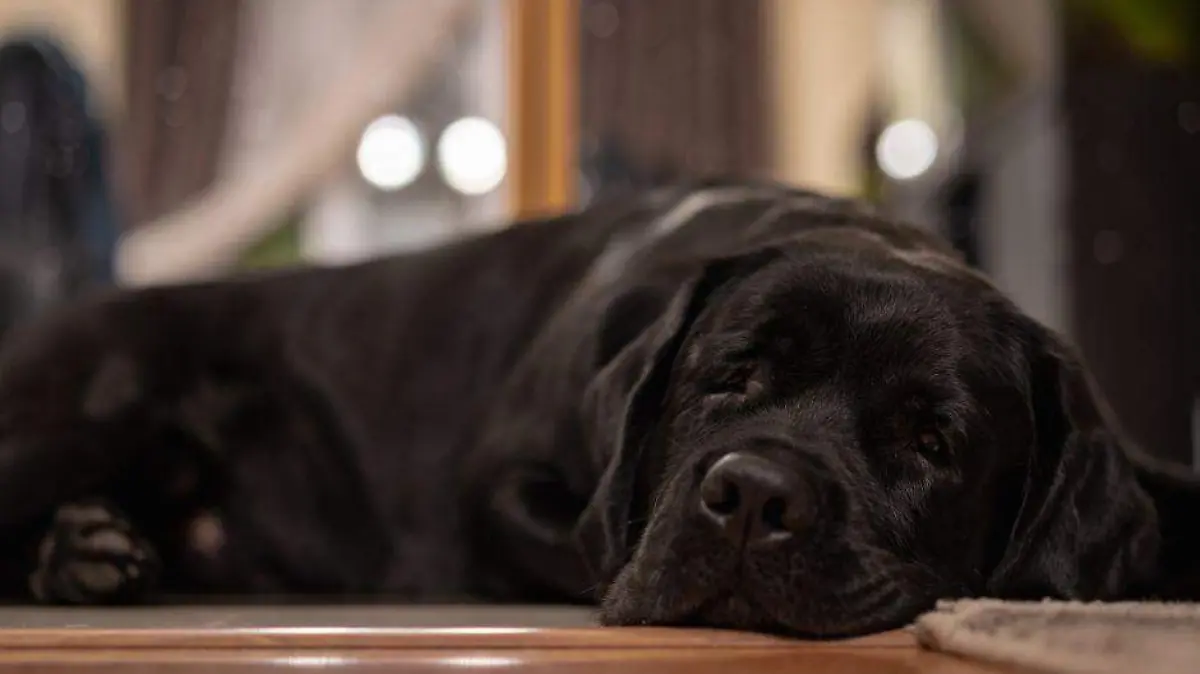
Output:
(436, 116), (507, 196)
(356, 115), (425, 191)
(875, 118), (938, 181)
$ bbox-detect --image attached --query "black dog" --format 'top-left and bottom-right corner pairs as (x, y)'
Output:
(0, 181), (1197, 637)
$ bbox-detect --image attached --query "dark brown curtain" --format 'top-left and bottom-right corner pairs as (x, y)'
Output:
(1063, 20), (1200, 464)
(578, 0), (768, 185)
(117, 0), (243, 228)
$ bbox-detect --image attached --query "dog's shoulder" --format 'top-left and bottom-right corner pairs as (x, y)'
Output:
(576, 180), (957, 280)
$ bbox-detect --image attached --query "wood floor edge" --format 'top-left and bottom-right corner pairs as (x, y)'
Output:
(0, 627), (915, 650)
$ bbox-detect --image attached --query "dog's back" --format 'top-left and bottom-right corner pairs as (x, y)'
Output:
(0, 186), (676, 600)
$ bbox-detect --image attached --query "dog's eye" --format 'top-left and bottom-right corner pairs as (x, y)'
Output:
(704, 366), (767, 405)
(915, 429), (943, 453)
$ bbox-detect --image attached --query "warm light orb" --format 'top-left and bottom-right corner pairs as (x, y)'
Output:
(356, 115), (425, 191)
(875, 118), (938, 181)
(437, 116), (507, 196)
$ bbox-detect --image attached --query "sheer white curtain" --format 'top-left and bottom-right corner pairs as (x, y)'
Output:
(116, 0), (475, 285)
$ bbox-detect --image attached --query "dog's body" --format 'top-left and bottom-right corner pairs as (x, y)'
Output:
(0, 181), (1197, 635)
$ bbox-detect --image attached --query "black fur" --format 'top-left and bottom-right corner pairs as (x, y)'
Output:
(0, 180), (1197, 636)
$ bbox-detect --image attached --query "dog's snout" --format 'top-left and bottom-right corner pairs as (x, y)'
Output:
(699, 452), (811, 546)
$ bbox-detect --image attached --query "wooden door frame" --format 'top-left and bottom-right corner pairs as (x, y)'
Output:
(506, 0), (580, 220)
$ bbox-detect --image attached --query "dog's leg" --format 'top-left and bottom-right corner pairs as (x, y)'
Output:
(0, 352), (146, 530)
(28, 499), (161, 605)
(0, 297), (178, 603)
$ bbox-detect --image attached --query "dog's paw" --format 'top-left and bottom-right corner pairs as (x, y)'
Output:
(29, 502), (160, 605)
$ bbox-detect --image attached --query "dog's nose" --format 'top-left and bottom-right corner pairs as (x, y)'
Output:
(699, 452), (811, 546)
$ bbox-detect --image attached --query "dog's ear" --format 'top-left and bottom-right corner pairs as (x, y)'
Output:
(573, 250), (777, 586)
(986, 320), (1160, 599)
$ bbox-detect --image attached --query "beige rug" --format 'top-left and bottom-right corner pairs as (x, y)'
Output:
(914, 599), (1200, 673)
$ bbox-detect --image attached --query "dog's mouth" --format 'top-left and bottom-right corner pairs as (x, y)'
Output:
(616, 588), (925, 638)
(599, 561), (932, 638)
(667, 591), (794, 634)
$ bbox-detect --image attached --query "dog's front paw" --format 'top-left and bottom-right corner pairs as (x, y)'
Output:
(29, 502), (160, 605)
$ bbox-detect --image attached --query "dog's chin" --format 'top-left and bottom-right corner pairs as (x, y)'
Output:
(600, 594), (921, 639)
(596, 563), (933, 638)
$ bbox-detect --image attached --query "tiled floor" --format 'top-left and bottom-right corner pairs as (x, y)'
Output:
(0, 606), (1019, 673)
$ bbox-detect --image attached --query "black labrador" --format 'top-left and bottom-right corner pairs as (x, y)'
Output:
(0, 181), (1197, 637)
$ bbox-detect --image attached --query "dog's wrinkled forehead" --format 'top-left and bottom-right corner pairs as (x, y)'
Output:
(686, 248), (966, 374)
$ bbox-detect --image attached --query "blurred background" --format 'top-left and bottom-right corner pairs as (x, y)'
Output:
(0, 0), (1195, 465)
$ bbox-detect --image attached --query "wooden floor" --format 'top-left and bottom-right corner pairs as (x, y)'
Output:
(0, 606), (1020, 673)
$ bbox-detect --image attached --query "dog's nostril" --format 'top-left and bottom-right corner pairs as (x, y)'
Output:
(700, 473), (740, 516)
(762, 493), (812, 534)
(761, 496), (787, 532)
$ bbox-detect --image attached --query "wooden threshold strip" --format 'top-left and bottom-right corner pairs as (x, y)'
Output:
(0, 626), (912, 650)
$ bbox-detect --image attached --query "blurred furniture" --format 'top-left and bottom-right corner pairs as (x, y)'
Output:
(0, 35), (120, 336)
(1062, 11), (1200, 466)
(576, 0), (770, 199)
(117, 0), (242, 227)
(0, 0), (124, 115)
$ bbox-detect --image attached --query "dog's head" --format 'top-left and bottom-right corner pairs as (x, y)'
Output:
(574, 227), (1160, 637)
